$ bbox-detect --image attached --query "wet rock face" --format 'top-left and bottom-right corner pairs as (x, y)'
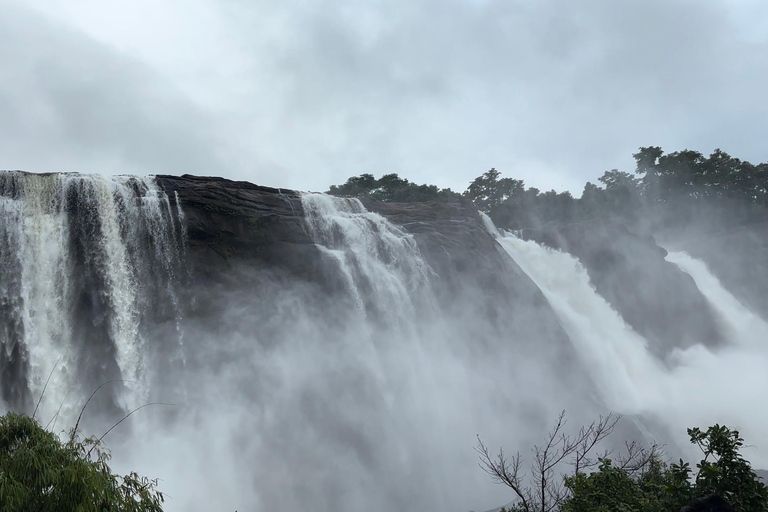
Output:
(154, 175), (320, 280)
(157, 174), (532, 297)
(156, 174), (578, 363)
(157, 174), (729, 361)
(522, 218), (726, 356)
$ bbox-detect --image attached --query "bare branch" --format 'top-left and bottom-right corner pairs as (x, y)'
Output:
(87, 402), (176, 459)
(44, 387), (74, 432)
(570, 413), (621, 474)
(72, 379), (128, 441)
(476, 435), (531, 512)
(617, 442), (666, 476)
(478, 411), (623, 512)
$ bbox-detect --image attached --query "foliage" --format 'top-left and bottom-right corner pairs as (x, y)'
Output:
(327, 173), (458, 202)
(0, 412), (164, 511)
(562, 459), (647, 512)
(326, 147), (768, 230)
(476, 411), (630, 512)
(687, 425), (768, 510)
(463, 168), (525, 215)
(479, 414), (768, 512)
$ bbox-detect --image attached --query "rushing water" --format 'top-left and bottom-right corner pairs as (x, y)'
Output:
(0, 171), (184, 423)
(491, 225), (768, 470)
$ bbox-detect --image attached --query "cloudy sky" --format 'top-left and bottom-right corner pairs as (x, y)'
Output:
(2, 0), (768, 195)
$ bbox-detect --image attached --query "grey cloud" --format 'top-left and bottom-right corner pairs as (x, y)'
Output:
(222, 0), (768, 193)
(0, 3), (225, 177)
(4, 0), (768, 195)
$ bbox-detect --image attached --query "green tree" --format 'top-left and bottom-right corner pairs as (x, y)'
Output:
(327, 173), (378, 197)
(464, 168), (525, 214)
(562, 459), (646, 512)
(327, 173), (457, 202)
(688, 425), (768, 511)
(479, 414), (768, 512)
(0, 412), (164, 511)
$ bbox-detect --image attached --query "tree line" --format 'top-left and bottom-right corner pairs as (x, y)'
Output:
(328, 147), (768, 231)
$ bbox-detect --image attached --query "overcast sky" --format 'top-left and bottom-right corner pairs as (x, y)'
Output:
(2, 0), (768, 195)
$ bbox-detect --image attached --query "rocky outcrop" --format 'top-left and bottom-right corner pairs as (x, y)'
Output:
(156, 174), (550, 313)
(155, 175), (319, 280)
(522, 218), (725, 357)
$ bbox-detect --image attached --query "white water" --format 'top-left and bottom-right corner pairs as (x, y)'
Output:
(301, 193), (434, 326)
(0, 172), (184, 423)
(666, 251), (768, 348)
(663, 251), (768, 463)
(495, 235), (662, 412)
(491, 227), (768, 467)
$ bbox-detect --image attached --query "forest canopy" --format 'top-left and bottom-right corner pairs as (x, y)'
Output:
(327, 147), (768, 231)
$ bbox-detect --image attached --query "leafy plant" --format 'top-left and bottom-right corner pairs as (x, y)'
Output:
(0, 412), (164, 511)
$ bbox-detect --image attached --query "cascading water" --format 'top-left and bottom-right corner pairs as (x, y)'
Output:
(301, 193), (434, 326)
(663, 250), (768, 463)
(486, 220), (768, 469)
(666, 251), (768, 347)
(493, 234), (662, 412)
(0, 171), (185, 424)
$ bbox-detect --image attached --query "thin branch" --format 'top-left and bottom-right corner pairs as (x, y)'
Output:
(71, 380), (128, 441)
(478, 411), (622, 512)
(615, 440), (661, 475)
(87, 402), (176, 458)
(476, 435), (531, 512)
(44, 387), (74, 432)
(32, 357), (61, 421)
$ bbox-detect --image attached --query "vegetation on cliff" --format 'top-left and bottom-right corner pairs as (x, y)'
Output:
(327, 147), (768, 232)
(327, 172), (459, 203)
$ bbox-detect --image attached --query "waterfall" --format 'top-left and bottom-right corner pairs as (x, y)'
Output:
(493, 234), (662, 412)
(112, 193), (598, 512)
(663, 250), (768, 463)
(666, 251), (768, 347)
(301, 193), (434, 327)
(485, 222), (768, 468)
(0, 171), (185, 422)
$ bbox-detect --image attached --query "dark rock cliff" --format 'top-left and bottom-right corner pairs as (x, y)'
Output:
(155, 174), (589, 393)
(154, 175), (318, 279)
(155, 174), (733, 367)
(155, 174), (550, 312)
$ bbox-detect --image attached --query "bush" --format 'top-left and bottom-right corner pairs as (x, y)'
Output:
(479, 413), (768, 512)
(0, 412), (164, 511)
